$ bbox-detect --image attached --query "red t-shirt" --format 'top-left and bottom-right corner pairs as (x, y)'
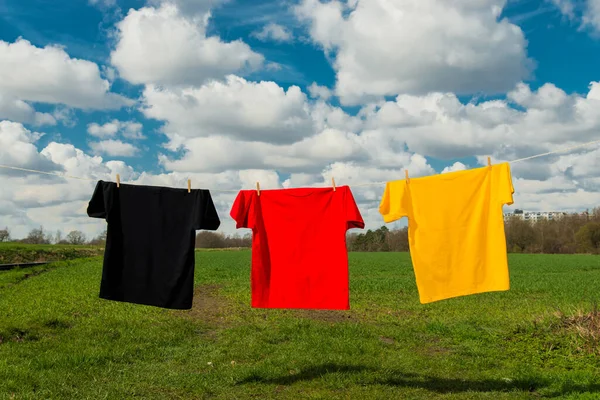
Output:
(230, 185), (365, 309)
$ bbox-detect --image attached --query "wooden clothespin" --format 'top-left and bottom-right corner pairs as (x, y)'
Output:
(116, 174), (120, 188)
(332, 177), (336, 191)
(487, 156), (492, 167)
(187, 179), (191, 193)
(256, 182), (260, 196)
(405, 169), (409, 183)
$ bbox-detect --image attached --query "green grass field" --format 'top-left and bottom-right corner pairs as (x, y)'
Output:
(1, 250), (599, 399)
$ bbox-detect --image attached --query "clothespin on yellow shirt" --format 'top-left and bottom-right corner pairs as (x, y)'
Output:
(405, 169), (409, 183)
(116, 174), (120, 188)
(332, 177), (336, 191)
(187, 179), (191, 193)
(256, 182), (260, 196)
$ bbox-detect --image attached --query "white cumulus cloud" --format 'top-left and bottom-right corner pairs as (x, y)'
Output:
(141, 75), (313, 144)
(87, 119), (145, 139)
(0, 38), (133, 110)
(307, 82), (332, 100)
(89, 139), (140, 157)
(0, 95), (57, 126)
(295, 0), (533, 105)
(0, 120), (57, 172)
(252, 23), (293, 42)
(110, 3), (264, 86)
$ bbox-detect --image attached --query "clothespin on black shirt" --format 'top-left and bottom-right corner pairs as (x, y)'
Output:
(405, 169), (409, 183)
(187, 179), (191, 193)
(116, 174), (120, 188)
(332, 177), (336, 191)
(256, 182), (260, 196)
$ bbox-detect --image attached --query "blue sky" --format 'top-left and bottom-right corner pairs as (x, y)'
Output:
(1, 0), (599, 237)
(502, 0), (599, 91)
(1, 0), (599, 173)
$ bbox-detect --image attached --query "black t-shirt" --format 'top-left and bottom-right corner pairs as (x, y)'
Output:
(87, 180), (220, 309)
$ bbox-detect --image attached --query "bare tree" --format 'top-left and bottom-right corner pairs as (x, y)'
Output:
(89, 229), (107, 246)
(66, 230), (87, 245)
(55, 230), (63, 244)
(504, 217), (536, 253)
(196, 231), (226, 248)
(0, 227), (10, 243)
(387, 227), (409, 252)
(22, 226), (50, 244)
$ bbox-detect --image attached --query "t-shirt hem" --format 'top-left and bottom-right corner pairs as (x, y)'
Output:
(251, 304), (350, 310)
(99, 294), (192, 310)
(419, 285), (509, 304)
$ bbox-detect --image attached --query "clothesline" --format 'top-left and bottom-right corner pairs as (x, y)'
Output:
(353, 138), (600, 187)
(0, 138), (599, 192)
(0, 164), (95, 181)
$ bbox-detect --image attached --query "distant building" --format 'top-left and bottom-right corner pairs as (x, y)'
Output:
(503, 210), (569, 222)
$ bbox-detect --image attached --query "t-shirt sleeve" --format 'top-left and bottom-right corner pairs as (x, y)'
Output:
(344, 187), (365, 230)
(195, 191), (221, 231)
(87, 180), (111, 220)
(230, 190), (255, 230)
(497, 162), (515, 206)
(379, 180), (410, 223)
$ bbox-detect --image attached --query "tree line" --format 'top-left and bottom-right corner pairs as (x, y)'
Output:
(347, 207), (600, 254)
(0, 226), (105, 246)
(1, 207), (599, 254)
(503, 208), (600, 254)
(195, 231), (252, 248)
(0, 226), (251, 249)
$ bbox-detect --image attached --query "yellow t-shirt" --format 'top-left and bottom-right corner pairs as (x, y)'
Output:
(379, 162), (515, 304)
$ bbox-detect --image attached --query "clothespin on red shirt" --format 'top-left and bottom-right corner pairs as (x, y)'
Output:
(187, 179), (191, 193)
(256, 182), (260, 196)
(332, 177), (336, 191)
(405, 169), (409, 183)
(487, 156), (492, 167)
(116, 174), (120, 188)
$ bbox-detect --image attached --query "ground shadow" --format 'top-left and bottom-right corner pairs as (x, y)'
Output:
(239, 364), (371, 386)
(237, 363), (600, 397)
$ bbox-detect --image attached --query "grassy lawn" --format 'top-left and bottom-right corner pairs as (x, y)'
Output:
(1, 250), (599, 399)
